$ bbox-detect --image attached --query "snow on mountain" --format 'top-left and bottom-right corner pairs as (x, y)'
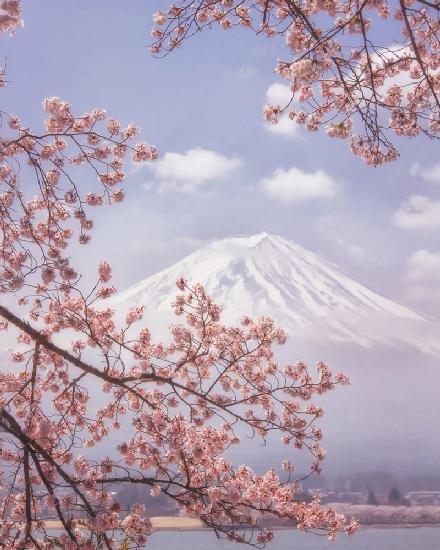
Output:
(109, 233), (439, 354)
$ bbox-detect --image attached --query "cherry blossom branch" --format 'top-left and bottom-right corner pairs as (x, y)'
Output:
(0, 3), (358, 547)
(151, 0), (440, 164)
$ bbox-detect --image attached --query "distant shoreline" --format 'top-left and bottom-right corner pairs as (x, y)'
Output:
(42, 517), (440, 532)
(43, 517), (205, 531)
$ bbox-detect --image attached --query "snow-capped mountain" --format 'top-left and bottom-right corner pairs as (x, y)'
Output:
(110, 233), (439, 354)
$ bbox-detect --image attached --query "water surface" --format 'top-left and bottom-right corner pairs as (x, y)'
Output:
(146, 528), (440, 550)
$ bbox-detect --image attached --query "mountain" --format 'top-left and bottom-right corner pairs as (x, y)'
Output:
(108, 234), (440, 474)
(109, 233), (439, 355)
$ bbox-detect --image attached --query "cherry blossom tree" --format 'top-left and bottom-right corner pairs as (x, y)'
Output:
(151, 0), (440, 165)
(0, 2), (357, 548)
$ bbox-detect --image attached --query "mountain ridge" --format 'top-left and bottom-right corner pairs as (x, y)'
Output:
(109, 233), (438, 355)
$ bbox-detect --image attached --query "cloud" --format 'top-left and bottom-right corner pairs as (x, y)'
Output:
(410, 162), (440, 184)
(261, 166), (339, 202)
(406, 249), (440, 284)
(392, 195), (440, 229)
(404, 249), (440, 305)
(266, 115), (300, 138)
(373, 45), (414, 91)
(142, 148), (242, 193)
(265, 83), (300, 139)
(266, 82), (293, 105)
(370, 44), (438, 98)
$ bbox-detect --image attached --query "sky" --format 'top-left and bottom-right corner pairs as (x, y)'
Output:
(1, 0), (439, 318)
(1, 0), (439, 479)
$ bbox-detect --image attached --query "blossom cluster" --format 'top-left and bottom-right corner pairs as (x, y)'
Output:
(0, 0), (21, 34)
(0, 272), (356, 547)
(0, 95), (157, 295)
(151, 0), (440, 164)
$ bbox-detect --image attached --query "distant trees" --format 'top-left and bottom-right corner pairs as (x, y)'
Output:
(335, 471), (397, 494)
(367, 490), (379, 506)
(388, 487), (404, 505)
(330, 503), (440, 525)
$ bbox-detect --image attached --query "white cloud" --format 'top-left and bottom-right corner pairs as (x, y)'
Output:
(404, 249), (440, 305)
(373, 45), (414, 92)
(266, 82), (293, 105)
(410, 162), (440, 184)
(370, 44), (437, 97)
(261, 166), (339, 202)
(266, 115), (300, 138)
(392, 195), (440, 229)
(143, 148), (242, 193)
(265, 83), (300, 139)
(406, 249), (440, 284)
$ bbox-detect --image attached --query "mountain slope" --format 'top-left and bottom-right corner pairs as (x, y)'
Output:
(109, 233), (438, 354)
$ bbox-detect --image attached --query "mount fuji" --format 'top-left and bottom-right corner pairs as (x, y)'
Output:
(109, 233), (439, 355)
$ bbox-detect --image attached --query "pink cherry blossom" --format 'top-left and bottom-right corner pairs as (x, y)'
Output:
(151, 0), (440, 165)
(98, 261), (112, 283)
(0, 3), (358, 548)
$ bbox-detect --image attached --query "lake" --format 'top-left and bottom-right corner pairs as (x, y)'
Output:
(145, 528), (440, 550)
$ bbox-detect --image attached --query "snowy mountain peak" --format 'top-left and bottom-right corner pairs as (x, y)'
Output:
(110, 234), (439, 355)
(206, 232), (308, 254)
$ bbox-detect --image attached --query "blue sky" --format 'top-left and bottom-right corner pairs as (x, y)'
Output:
(3, 0), (439, 315)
